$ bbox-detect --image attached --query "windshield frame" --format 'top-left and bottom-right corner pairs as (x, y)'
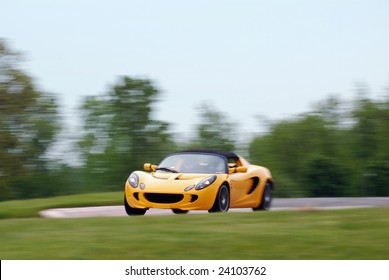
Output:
(157, 152), (228, 174)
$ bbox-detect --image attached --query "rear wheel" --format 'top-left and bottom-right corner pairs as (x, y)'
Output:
(209, 184), (230, 213)
(253, 182), (272, 211)
(172, 209), (188, 214)
(124, 195), (147, 216)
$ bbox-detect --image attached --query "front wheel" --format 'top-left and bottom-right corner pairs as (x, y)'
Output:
(209, 184), (230, 213)
(124, 195), (147, 216)
(253, 182), (273, 211)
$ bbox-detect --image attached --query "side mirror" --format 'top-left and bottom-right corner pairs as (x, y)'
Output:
(236, 166), (248, 173)
(229, 166), (248, 174)
(144, 163), (157, 171)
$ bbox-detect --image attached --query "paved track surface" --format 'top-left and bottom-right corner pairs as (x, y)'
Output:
(40, 197), (389, 218)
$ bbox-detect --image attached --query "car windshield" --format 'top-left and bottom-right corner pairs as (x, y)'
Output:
(157, 153), (227, 174)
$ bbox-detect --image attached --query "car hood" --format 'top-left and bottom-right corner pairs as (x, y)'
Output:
(136, 171), (227, 190)
(151, 172), (209, 181)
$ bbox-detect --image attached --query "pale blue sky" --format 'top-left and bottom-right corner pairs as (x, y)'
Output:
(2, 0), (389, 140)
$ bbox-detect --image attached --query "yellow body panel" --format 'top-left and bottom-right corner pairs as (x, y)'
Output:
(230, 165), (272, 208)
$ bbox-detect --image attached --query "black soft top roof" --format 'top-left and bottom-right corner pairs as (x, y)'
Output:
(178, 149), (239, 160)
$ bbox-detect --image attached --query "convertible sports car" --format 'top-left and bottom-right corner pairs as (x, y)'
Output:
(124, 149), (274, 215)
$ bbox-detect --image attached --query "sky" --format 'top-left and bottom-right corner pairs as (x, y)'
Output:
(1, 0), (389, 141)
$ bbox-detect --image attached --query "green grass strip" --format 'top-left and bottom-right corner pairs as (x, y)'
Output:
(0, 208), (388, 259)
(0, 192), (122, 219)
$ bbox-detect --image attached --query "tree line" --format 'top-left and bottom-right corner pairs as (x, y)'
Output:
(1, 39), (388, 201)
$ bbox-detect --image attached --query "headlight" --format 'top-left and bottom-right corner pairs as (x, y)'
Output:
(184, 185), (195, 192)
(195, 175), (217, 190)
(128, 173), (139, 188)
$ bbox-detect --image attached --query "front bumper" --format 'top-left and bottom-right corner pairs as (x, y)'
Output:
(124, 181), (219, 210)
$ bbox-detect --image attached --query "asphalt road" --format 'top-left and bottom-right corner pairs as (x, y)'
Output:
(40, 197), (389, 218)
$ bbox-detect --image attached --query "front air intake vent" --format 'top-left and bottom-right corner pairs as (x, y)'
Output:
(247, 177), (260, 194)
(144, 193), (184, 204)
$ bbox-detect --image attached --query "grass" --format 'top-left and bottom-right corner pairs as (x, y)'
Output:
(0, 192), (122, 219)
(0, 207), (388, 259)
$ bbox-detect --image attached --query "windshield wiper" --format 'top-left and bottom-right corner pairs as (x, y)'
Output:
(156, 167), (179, 173)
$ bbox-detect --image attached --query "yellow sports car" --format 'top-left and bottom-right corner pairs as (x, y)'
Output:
(124, 149), (274, 215)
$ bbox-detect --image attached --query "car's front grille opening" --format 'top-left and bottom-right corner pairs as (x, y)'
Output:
(144, 193), (184, 204)
(133, 193), (139, 200)
(190, 195), (198, 202)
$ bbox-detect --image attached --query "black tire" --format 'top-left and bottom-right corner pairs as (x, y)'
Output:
(124, 195), (147, 216)
(172, 209), (188, 214)
(253, 182), (272, 211)
(208, 184), (230, 213)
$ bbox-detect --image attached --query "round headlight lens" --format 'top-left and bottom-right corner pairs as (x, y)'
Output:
(128, 173), (139, 188)
(195, 175), (217, 190)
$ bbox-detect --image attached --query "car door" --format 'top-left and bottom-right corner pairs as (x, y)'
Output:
(229, 170), (258, 208)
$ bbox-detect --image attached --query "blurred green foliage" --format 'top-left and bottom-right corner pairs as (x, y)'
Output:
(1, 39), (388, 200)
(0, 40), (60, 200)
(77, 76), (177, 191)
(249, 95), (389, 197)
(188, 103), (236, 151)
